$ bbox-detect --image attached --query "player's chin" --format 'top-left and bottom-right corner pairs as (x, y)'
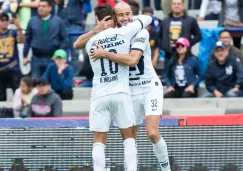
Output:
(121, 21), (129, 26)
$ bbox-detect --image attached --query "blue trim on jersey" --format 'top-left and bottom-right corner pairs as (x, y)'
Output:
(137, 19), (143, 29)
(131, 48), (144, 53)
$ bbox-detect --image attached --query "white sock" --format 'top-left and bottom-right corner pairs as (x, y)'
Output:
(124, 142), (138, 171)
(123, 138), (137, 171)
(92, 143), (106, 171)
(153, 138), (171, 171)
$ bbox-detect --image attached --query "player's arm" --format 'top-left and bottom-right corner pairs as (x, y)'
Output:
(90, 30), (148, 66)
(118, 15), (152, 39)
(73, 16), (113, 50)
(91, 45), (142, 67)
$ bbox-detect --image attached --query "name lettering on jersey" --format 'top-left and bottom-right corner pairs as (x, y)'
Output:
(129, 79), (151, 86)
(134, 37), (146, 43)
(101, 40), (125, 49)
(100, 75), (118, 83)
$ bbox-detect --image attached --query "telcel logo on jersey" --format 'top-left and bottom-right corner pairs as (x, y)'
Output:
(98, 35), (118, 44)
(97, 35), (125, 49)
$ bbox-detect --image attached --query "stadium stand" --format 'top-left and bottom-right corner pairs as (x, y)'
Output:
(2, 88), (243, 116)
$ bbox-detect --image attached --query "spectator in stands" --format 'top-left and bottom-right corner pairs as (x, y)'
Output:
(162, 0), (188, 17)
(142, 7), (161, 67)
(0, 0), (9, 13)
(0, 13), (24, 101)
(164, 38), (202, 98)
(16, 0), (55, 30)
(218, 0), (243, 49)
(128, 1), (139, 16)
(13, 76), (37, 118)
(143, 0), (161, 10)
(97, 0), (131, 7)
(211, 30), (243, 63)
(43, 49), (73, 100)
(159, 0), (202, 71)
(55, 0), (90, 76)
(78, 51), (93, 87)
(23, 0), (69, 79)
(142, 7), (161, 33)
(18, 0), (55, 16)
(202, 41), (243, 98)
(28, 78), (62, 117)
(198, 0), (221, 21)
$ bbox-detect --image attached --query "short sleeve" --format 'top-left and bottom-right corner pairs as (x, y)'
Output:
(131, 29), (149, 53)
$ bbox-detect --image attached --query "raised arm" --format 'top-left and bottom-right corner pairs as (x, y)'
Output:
(73, 16), (113, 50)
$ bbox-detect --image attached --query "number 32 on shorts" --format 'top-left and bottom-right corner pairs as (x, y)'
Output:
(151, 99), (157, 108)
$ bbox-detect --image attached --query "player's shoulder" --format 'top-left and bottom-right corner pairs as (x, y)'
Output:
(132, 29), (149, 43)
(136, 29), (149, 38)
(85, 35), (96, 51)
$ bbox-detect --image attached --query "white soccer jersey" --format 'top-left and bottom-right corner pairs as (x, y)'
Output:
(86, 16), (152, 100)
(129, 29), (163, 95)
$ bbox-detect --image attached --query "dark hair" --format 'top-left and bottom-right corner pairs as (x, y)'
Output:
(21, 76), (35, 88)
(219, 29), (231, 38)
(36, 78), (50, 86)
(142, 7), (153, 15)
(40, 0), (52, 6)
(128, 1), (140, 16)
(94, 3), (113, 21)
(170, 50), (192, 66)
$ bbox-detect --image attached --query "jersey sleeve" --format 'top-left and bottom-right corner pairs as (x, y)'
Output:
(118, 15), (152, 40)
(131, 29), (149, 53)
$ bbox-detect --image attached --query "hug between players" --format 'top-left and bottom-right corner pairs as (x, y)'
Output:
(0, 0), (243, 170)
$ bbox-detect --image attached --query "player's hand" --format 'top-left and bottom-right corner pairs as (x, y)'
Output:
(185, 84), (195, 93)
(213, 90), (223, 98)
(167, 86), (175, 92)
(90, 45), (106, 62)
(23, 58), (30, 65)
(94, 16), (114, 33)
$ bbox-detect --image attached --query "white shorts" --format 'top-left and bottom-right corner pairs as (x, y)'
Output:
(89, 93), (135, 132)
(132, 89), (163, 125)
